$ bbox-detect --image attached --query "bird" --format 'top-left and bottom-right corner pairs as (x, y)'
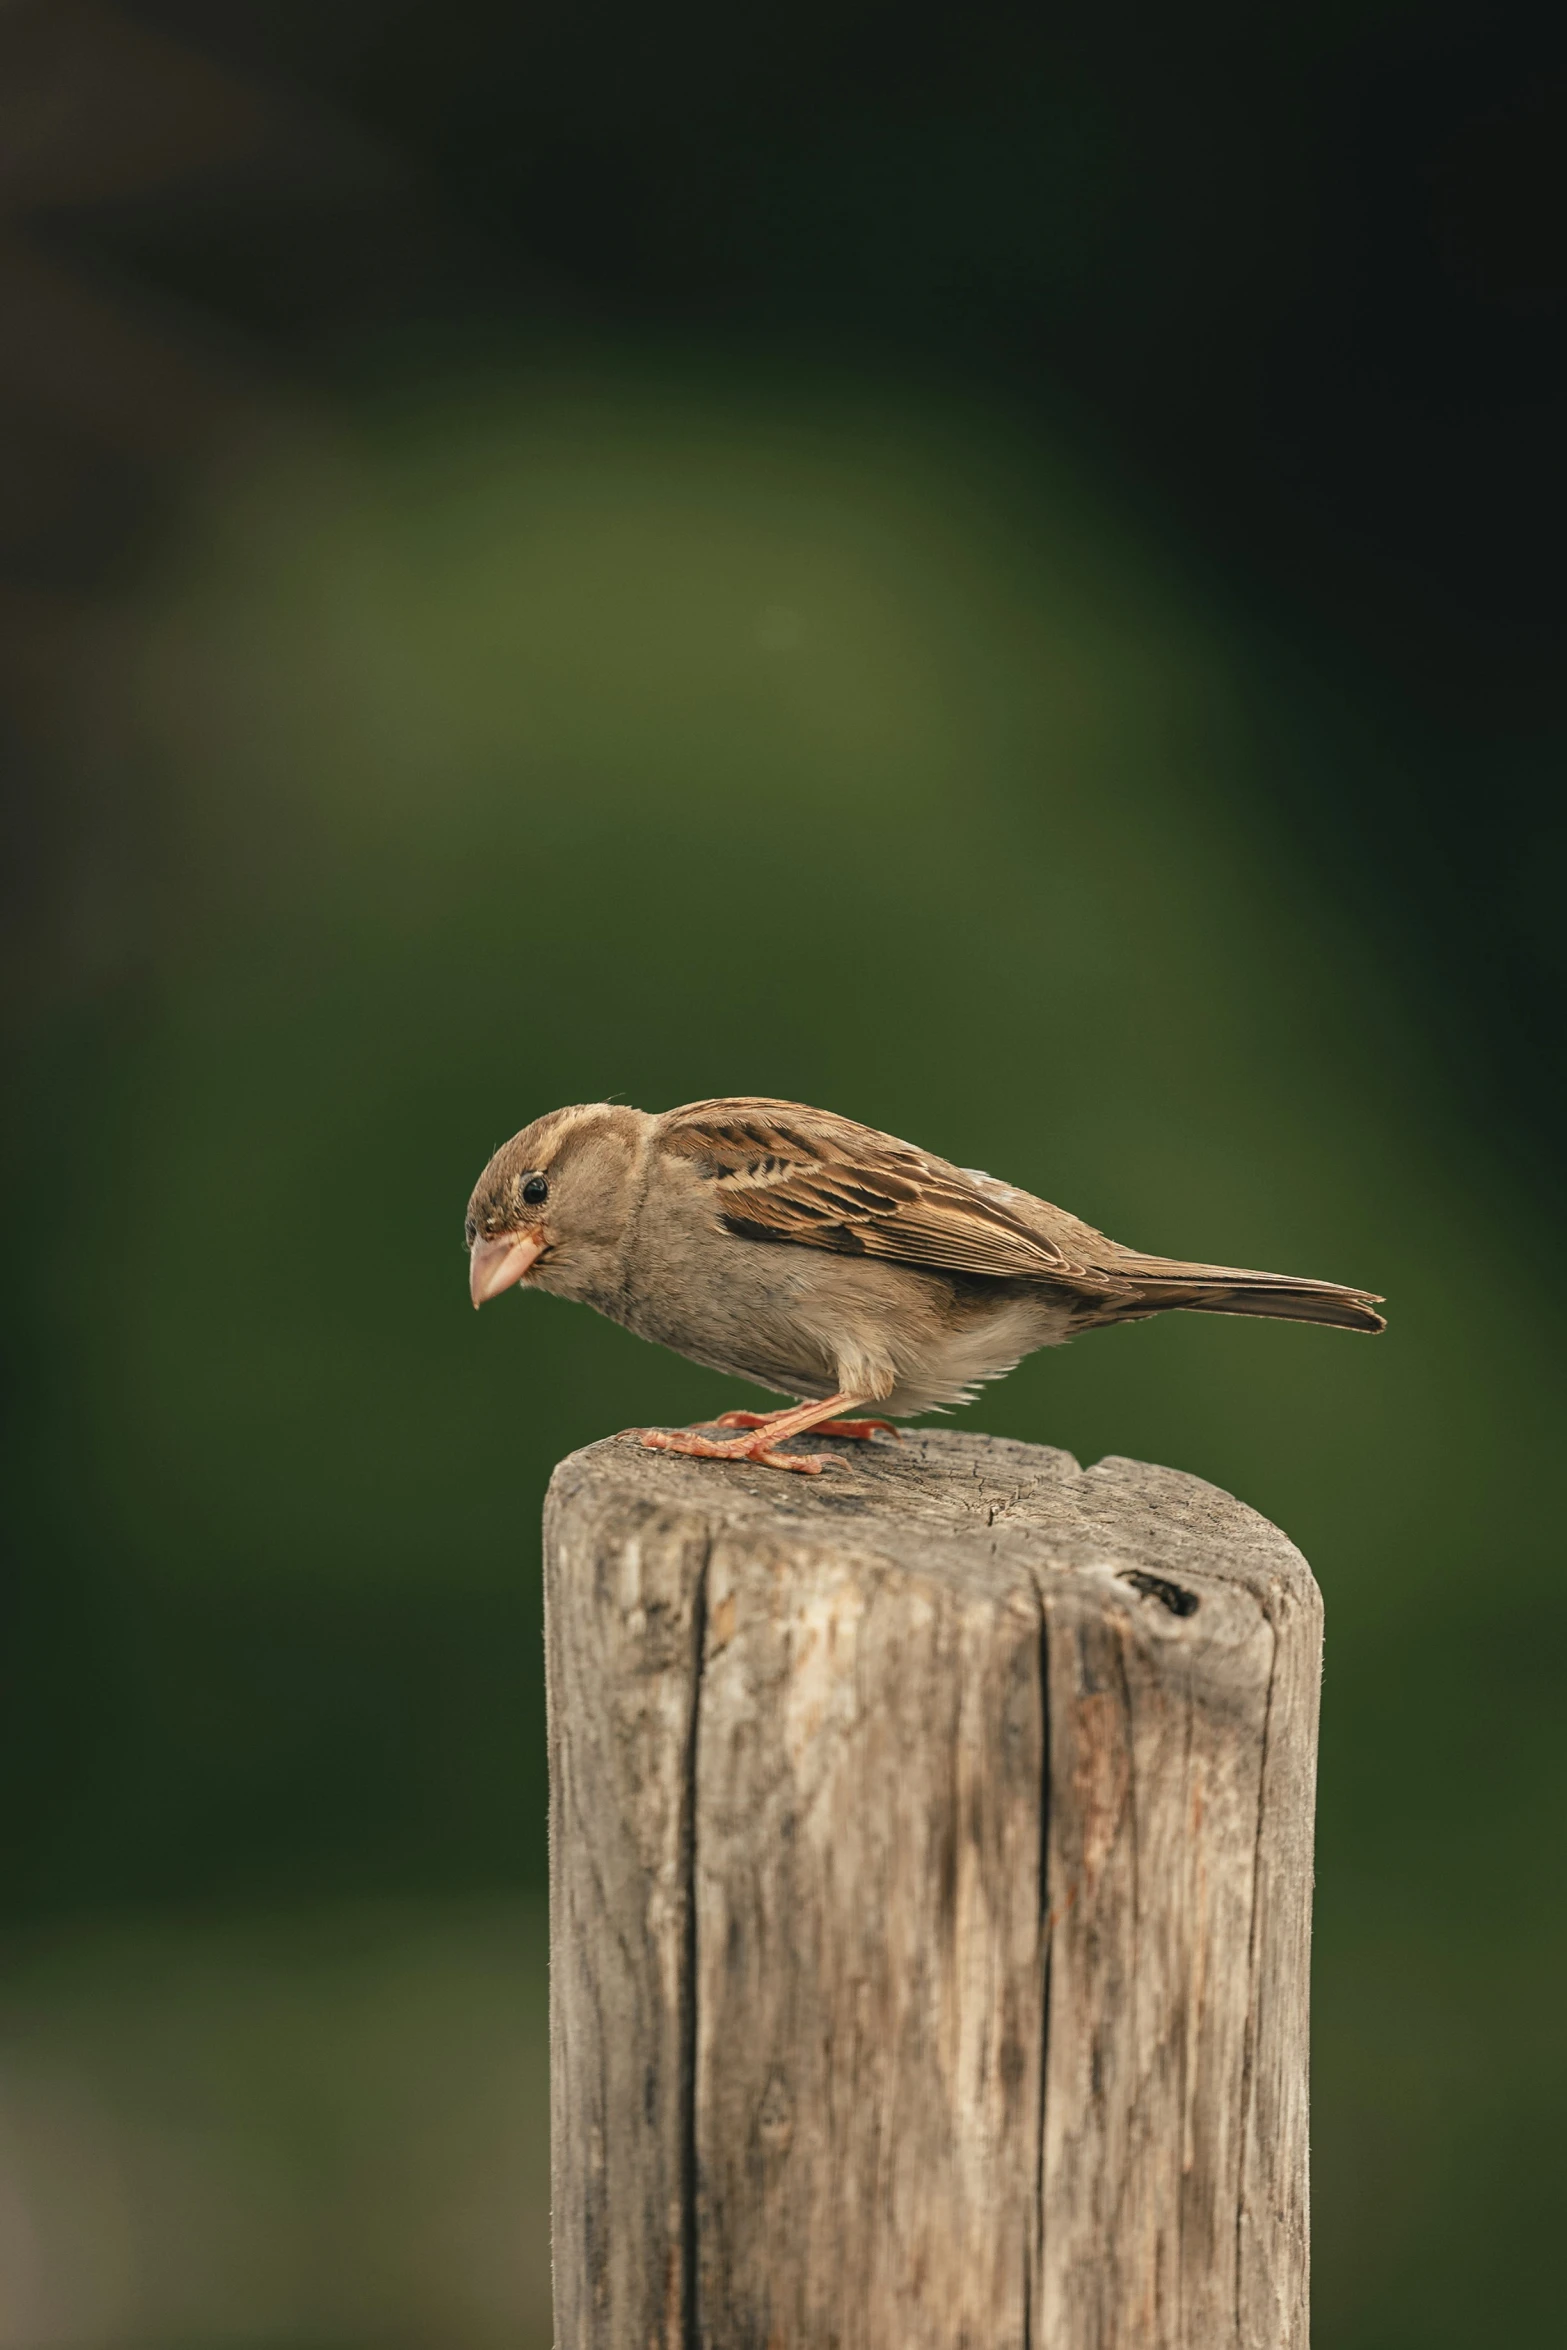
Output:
(465, 1097), (1385, 1475)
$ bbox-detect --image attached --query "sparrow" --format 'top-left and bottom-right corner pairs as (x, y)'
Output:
(465, 1098), (1385, 1475)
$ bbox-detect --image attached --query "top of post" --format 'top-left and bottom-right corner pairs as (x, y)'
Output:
(545, 1426), (1317, 1619)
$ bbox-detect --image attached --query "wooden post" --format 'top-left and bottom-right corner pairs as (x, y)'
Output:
(543, 1428), (1321, 2350)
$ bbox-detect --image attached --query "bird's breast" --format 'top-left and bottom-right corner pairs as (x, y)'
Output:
(613, 1218), (844, 1397)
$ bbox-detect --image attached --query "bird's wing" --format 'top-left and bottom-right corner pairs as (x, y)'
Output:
(661, 1099), (1103, 1284)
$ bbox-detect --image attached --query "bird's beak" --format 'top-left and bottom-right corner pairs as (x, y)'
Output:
(469, 1230), (546, 1308)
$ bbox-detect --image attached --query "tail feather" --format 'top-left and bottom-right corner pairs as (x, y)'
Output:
(1109, 1256), (1386, 1335)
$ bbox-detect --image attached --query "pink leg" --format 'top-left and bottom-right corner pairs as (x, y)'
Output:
(639, 1391), (881, 1475)
(708, 1408), (900, 1442)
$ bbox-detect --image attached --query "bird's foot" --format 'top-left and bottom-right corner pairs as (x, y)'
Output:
(708, 1410), (900, 1442)
(638, 1427), (849, 1475)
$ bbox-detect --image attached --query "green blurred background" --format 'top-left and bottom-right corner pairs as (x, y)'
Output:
(2, 8), (1563, 2346)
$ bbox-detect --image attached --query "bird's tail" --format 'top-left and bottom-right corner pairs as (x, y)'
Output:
(1108, 1254), (1386, 1334)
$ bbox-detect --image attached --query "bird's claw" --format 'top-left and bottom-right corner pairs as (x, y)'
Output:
(638, 1428), (850, 1475)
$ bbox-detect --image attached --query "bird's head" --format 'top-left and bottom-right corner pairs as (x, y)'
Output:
(465, 1104), (646, 1308)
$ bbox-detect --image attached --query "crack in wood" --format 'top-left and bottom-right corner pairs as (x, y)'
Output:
(681, 1539), (711, 2350)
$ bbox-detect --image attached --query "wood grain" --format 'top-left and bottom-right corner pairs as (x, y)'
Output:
(543, 1428), (1321, 2349)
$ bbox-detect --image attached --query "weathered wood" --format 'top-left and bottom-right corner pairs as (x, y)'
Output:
(544, 1428), (1321, 2350)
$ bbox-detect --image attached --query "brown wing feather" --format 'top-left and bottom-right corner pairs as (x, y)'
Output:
(662, 1098), (1097, 1284)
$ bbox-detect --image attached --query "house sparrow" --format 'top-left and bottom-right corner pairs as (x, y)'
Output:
(465, 1098), (1385, 1474)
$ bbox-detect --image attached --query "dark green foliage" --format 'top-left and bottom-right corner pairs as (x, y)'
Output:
(3, 367), (1560, 2342)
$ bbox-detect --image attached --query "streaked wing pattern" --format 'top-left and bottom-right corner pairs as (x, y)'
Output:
(662, 1100), (1104, 1284)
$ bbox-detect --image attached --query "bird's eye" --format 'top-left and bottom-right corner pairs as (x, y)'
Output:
(522, 1175), (549, 1206)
